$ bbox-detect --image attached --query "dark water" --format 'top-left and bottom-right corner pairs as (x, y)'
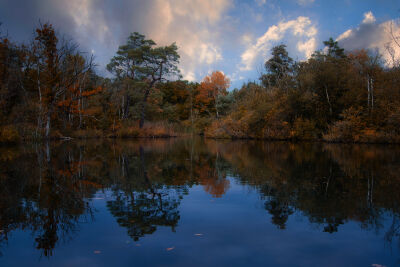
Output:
(0, 138), (400, 267)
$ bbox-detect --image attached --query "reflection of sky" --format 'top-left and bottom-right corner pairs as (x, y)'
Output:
(1, 180), (397, 267)
(0, 0), (399, 88)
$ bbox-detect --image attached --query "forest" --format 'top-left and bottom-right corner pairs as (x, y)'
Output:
(1, 23), (400, 143)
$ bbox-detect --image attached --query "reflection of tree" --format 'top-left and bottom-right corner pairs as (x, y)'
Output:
(197, 155), (230, 198)
(106, 145), (182, 241)
(265, 198), (293, 230)
(211, 140), (400, 246)
(0, 142), (97, 257)
(107, 190), (180, 241)
(2, 138), (400, 258)
(385, 214), (400, 248)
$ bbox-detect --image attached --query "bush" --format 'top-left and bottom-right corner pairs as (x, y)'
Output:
(292, 118), (318, 140)
(72, 129), (103, 139)
(323, 107), (365, 142)
(263, 120), (291, 140)
(115, 122), (179, 138)
(0, 125), (21, 143)
(204, 120), (232, 139)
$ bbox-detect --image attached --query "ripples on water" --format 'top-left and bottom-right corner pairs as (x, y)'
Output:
(0, 138), (399, 266)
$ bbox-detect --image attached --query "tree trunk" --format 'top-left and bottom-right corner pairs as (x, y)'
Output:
(139, 88), (150, 128)
(324, 85), (333, 115)
(367, 77), (370, 109)
(36, 66), (42, 138)
(371, 78), (374, 111)
(215, 94), (219, 119)
(189, 88), (194, 131)
(79, 88), (82, 128)
(45, 112), (51, 139)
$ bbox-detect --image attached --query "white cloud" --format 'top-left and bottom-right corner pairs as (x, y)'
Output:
(362, 11), (376, 24)
(182, 70), (196, 81)
(337, 29), (352, 41)
(55, 0), (232, 81)
(241, 33), (253, 45)
(62, 0), (111, 46)
(297, 37), (317, 58)
(337, 11), (400, 66)
(144, 0), (231, 81)
(297, 0), (315, 6)
(255, 0), (267, 6)
(239, 16), (318, 71)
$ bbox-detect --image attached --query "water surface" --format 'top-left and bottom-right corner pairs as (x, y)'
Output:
(0, 138), (399, 266)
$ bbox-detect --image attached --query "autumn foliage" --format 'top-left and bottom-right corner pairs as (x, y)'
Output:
(1, 22), (400, 143)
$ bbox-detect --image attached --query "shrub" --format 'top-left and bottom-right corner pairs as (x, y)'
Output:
(263, 120), (291, 140)
(292, 118), (318, 140)
(0, 125), (21, 143)
(204, 120), (231, 139)
(323, 107), (365, 142)
(115, 122), (178, 138)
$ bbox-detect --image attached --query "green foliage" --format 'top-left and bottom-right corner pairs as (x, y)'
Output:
(2, 25), (400, 143)
(260, 44), (295, 89)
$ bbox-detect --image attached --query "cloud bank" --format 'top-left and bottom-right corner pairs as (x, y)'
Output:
(239, 16), (318, 71)
(337, 11), (400, 66)
(0, 0), (232, 81)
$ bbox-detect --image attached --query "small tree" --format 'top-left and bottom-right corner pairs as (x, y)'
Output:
(32, 23), (94, 138)
(196, 71), (230, 118)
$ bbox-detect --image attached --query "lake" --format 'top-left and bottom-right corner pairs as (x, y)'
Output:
(0, 138), (399, 266)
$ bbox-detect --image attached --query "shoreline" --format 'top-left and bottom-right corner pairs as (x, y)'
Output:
(3, 134), (400, 146)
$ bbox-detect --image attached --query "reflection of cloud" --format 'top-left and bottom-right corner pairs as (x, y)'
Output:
(337, 11), (400, 66)
(240, 16), (317, 71)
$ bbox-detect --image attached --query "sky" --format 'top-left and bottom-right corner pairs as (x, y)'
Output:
(0, 0), (399, 89)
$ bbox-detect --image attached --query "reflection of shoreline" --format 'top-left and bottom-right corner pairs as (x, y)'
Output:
(0, 139), (400, 258)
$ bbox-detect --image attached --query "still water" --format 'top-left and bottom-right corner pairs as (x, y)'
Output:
(0, 138), (399, 266)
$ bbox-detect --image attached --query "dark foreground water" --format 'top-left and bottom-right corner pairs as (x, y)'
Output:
(0, 138), (399, 267)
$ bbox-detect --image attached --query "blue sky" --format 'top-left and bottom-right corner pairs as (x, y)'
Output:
(0, 0), (399, 88)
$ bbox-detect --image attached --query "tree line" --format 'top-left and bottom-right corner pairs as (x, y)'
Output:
(1, 23), (400, 143)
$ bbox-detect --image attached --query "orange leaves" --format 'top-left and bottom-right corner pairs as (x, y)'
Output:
(57, 85), (103, 116)
(195, 71), (230, 115)
(82, 86), (103, 97)
(199, 71), (230, 100)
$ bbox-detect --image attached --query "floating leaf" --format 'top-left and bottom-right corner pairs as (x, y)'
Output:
(194, 233), (203, 236)
(166, 247), (175, 251)
(94, 250), (101, 254)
